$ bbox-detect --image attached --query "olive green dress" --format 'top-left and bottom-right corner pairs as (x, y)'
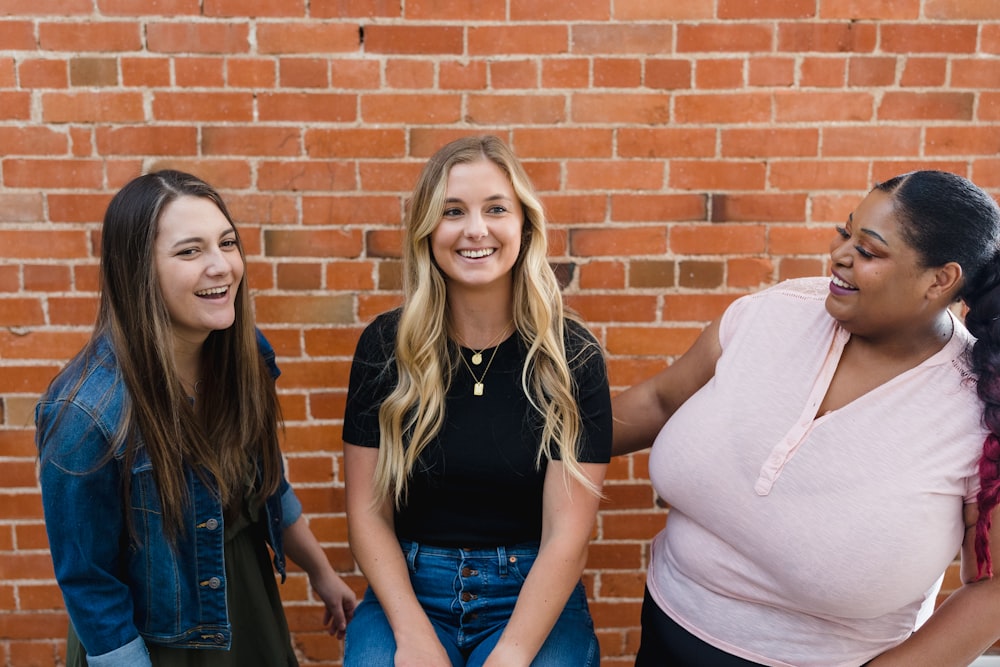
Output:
(66, 500), (298, 666)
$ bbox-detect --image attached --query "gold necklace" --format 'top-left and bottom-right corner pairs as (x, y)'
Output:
(461, 322), (512, 366)
(458, 339), (502, 396)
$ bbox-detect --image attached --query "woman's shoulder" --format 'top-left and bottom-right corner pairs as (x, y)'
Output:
(353, 308), (401, 361)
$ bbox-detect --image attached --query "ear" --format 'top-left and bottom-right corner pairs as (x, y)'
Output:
(925, 261), (963, 301)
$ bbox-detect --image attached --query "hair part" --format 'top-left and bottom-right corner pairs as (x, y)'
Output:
(374, 135), (599, 507)
(875, 170), (1000, 578)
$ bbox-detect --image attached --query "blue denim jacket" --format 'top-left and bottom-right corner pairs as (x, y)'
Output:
(35, 331), (302, 667)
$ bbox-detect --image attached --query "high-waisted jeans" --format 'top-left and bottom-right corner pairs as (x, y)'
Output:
(343, 540), (599, 667)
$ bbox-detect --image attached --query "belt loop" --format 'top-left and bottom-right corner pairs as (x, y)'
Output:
(406, 541), (420, 573)
(497, 545), (508, 576)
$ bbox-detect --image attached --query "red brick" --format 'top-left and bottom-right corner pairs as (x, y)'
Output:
(98, 0), (201, 13)
(881, 24), (978, 53)
(204, 0), (304, 16)
(670, 224), (767, 254)
(175, 56), (225, 87)
(363, 25), (461, 55)
(878, 92), (974, 121)
(579, 261), (626, 290)
(822, 126), (921, 157)
(490, 59), (540, 90)
(39, 21), (141, 51)
(312, 0), (400, 17)
(774, 90), (874, 122)
(42, 91), (144, 123)
(800, 56), (847, 87)
(675, 93), (771, 124)
(96, 126), (198, 156)
(719, 0), (815, 17)
(566, 160), (664, 191)
(3, 160), (104, 189)
(258, 160), (357, 192)
(153, 92), (253, 122)
(577, 25), (674, 57)
(566, 294), (659, 323)
(819, 0), (920, 19)
(615, 0), (713, 19)
(769, 160), (871, 190)
(226, 57), (276, 88)
(406, 0), (506, 18)
(848, 56), (897, 86)
(695, 58), (744, 89)
(512, 128), (613, 159)
(770, 225), (836, 254)
(0, 194), (44, 223)
(302, 195), (400, 226)
(468, 25), (568, 56)
(710, 193), (807, 222)
(542, 58), (589, 88)
(926, 0), (1000, 18)
(0, 20), (36, 50)
(121, 56), (172, 87)
(610, 194), (706, 222)
(0, 91), (31, 120)
(900, 56), (947, 87)
(146, 21), (249, 53)
(17, 58), (68, 89)
(467, 94), (565, 125)
(573, 93), (670, 124)
(728, 257), (775, 288)
(257, 21), (358, 54)
(362, 93), (461, 124)
(570, 227), (667, 258)
(670, 161), (766, 191)
(386, 59), (436, 89)
(677, 23), (773, 53)
(778, 22), (877, 52)
(203, 126), (301, 157)
(721, 128), (819, 157)
(748, 56), (795, 86)
(264, 229), (363, 258)
(510, 0), (609, 20)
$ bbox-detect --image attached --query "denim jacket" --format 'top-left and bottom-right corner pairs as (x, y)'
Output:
(35, 331), (302, 667)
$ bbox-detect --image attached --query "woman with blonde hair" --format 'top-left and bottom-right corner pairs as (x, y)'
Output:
(343, 135), (612, 666)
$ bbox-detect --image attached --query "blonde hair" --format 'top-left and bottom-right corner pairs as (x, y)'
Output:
(374, 135), (598, 507)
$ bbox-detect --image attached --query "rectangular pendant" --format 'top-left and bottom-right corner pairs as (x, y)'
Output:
(473, 382), (484, 396)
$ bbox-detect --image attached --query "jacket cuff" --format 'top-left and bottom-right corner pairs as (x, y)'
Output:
(86, 636), (151, 667)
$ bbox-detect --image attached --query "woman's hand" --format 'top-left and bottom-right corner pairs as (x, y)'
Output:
(310, 568), (358, 639)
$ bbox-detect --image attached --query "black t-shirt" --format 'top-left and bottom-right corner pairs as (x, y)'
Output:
(343, 309), (612, 547)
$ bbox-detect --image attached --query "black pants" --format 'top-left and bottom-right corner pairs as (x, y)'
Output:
(635, 587), (766, 667)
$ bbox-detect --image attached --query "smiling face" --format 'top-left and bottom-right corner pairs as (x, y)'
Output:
(153, 195), (244, 347)
(825, 188), (942, 340)
(430, 158), (524, 296)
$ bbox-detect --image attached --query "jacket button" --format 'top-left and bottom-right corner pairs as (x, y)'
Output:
(205, 518), (219, 531)
(208, 576), (222, 589)
(460, 591), (477, 602)
(214, 633), (225, 644)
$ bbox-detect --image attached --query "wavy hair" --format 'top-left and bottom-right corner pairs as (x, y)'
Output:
(373, 135), (597, 507)
(43, 170), (283, 542)
(874, 170), (1000, 579)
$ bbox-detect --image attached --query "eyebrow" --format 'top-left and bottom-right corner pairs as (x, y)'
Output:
(169, 228), (236, 250)
(444, 194), (513, 204)
(847, 213), (889, 246)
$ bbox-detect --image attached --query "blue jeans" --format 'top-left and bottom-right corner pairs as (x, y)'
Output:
(343, 541), (599, 667)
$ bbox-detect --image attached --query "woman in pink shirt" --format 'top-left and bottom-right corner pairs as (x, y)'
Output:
(614, 170), (1000, 666)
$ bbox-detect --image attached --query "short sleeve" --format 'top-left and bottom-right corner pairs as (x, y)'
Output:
(342, 311), (399, 448)
(566, 321), (612, 464)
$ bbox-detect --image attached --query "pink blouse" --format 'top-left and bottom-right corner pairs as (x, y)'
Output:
(647, 277), (986, 667)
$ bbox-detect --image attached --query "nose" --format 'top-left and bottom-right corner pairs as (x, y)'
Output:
(204, 246), (232, 276)
(829, 232), (852, 266)
(463, 211), (488, 240)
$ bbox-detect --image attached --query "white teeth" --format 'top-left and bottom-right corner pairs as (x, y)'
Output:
(459, 248), (495, 259)
(831, 275), (857, 290)
(195, 286), (228, 296)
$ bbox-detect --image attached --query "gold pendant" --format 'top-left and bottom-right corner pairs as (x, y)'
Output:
(471, 352), (483, 365)
(473, 382), (484, 396)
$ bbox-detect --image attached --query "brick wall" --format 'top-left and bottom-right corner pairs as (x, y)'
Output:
(2, 1), (999, 665)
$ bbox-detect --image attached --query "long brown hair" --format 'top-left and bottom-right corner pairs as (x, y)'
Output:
(46, 170), (283, 542)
